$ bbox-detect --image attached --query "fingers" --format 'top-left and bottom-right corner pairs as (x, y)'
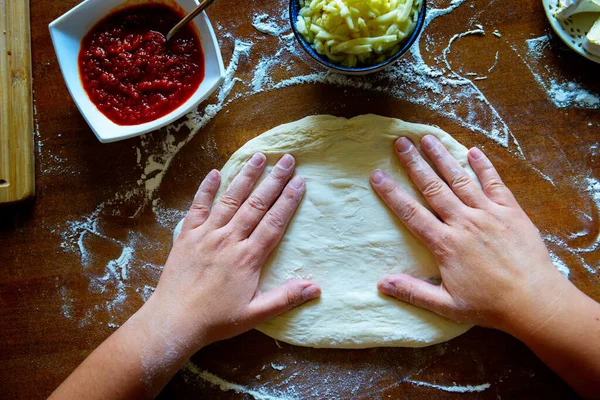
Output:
(229, 154), (296, 238)
(249, 175), (305, 255)
(378, 274), (455, 318)
(370, 169), (446, 244)
(182, 170), (221, 232)
(249, 280), (321, 322)
(468, 148), (518, 207)
(394, 137), (467, 221)
(420, 136), (489, 209)
(207, 153), (267, 228)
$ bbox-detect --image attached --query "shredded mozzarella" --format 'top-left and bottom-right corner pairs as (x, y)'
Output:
(296, 0), (422, 67)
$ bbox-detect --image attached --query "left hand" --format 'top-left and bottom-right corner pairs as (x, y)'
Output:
(144, 153), (321, 354)
(50, 153), (321, 400)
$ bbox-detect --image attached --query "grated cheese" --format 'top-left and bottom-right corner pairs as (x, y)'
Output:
(296, 0), (422, 67)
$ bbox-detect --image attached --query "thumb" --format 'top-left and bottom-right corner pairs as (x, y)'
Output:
(249, 280), (321, 323)
(378, 274), (455, 318)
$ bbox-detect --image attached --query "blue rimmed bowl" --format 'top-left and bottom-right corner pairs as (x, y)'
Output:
(290, 0), (427, 75)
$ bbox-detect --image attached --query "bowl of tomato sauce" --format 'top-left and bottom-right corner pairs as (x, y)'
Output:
(49, 0), (225, 143)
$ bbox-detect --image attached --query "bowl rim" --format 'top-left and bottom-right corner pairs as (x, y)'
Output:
(289, 0), (427, 73)
(542, 0), (600, 65)
(48, 0), (225, 143)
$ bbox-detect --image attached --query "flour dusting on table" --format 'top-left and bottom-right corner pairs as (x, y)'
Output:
(518, 35), (600, 109)
(41, 0), (600, 397)
(182, 356), (495, 398)
(405, 378), (491, 393)
(253, 13), (288, 36)
(185, 362), (298, 400)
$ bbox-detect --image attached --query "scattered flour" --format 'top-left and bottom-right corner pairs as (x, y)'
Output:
(442, 28), (494, 81)
(136, 285), (156, 302)
(544, 234), (597, 275)
(271, 363), (286, 371)
(59, 285), (74, 319)
(568, 230), (589, 239)
(531, 167), (556, 186)
(57, 201), (158, 326)
(586, 178), (600, 204)
(406, 379), (491, 393)
(442, 28), (486, 74)
(549, 81), (600, 108)
(152, 200), (187, 228)
(185, 357), (496, 399)
(107, 246), (134, 281)
(549, 251), (571, 278)
(253, 13), (288, 36)
(185, 362), (298, 400)
(543, 177), (600, 275)
(526, 35), (550, 59)
(519, 35), (600, 109)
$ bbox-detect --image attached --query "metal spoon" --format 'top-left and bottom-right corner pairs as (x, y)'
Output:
(166, 0), (216, 41)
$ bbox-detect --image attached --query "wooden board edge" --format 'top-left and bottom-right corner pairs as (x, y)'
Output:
(0, 0), (35, 204)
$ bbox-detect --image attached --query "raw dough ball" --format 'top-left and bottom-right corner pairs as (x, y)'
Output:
(175, 115), (475, 348)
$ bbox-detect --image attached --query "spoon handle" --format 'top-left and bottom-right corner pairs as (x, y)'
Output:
(166, 0), (216, 41)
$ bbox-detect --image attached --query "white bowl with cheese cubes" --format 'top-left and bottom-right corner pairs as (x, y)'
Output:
(290, 0), (426, 75)
(543, 0), (600, 64)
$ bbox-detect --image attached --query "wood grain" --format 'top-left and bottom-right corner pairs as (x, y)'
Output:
(1, 0), (599, 399)
(0, 0), (35, 203)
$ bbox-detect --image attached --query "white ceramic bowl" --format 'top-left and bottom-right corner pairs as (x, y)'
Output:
(49, 0), (225, 143)
(542, 0), (600, 65)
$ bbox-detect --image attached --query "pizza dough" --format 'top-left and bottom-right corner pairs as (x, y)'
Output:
(175, 115), (476, 348)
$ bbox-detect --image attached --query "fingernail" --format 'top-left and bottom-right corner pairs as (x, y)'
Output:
(289, 175), (304, 189)
(249, 153), (266, 167)
(421, 135), (437, 150)
(206, 169), (219, 182)
(379, 279), (396, 294)
(370, 169), (388, 185)
(395, 137), (413, 154)
(278, 154), (294, 170)
(200, 170), (219, 190)
(302, 285), (321, 301)
(470, 147), (484, 160)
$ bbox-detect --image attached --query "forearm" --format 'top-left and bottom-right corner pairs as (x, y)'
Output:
(50, 296), (203, 399)
(509, 285), (600, 399)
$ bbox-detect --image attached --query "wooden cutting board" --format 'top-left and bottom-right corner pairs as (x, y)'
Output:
(0, 0), (34, 204)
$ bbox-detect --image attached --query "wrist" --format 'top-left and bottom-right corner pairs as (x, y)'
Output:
(133, 292), (211, 361)
(91, 294), (209, 398)
(501, 278), (575, 341)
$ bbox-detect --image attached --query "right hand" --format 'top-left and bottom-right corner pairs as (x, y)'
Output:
(370, 135), (575, 336)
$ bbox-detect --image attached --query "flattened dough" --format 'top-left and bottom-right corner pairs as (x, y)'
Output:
(175, 115), (475, 348)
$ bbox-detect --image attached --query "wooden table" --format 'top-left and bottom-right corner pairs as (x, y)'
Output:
(2, 0), (599, 398)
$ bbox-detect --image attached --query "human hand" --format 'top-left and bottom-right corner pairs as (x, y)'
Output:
(370, 135), (574, 336)
(49, 153), (321, 399)
(145, 153), (321, 354)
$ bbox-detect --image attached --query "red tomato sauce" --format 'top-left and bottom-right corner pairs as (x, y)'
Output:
(79, 4), (205, 125)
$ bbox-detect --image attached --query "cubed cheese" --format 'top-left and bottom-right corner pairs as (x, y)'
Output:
(555, 0), (600, 19)
(583, 16), (600, 56)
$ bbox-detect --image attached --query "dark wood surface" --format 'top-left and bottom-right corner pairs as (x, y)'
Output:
(1, 0), (599, 398)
